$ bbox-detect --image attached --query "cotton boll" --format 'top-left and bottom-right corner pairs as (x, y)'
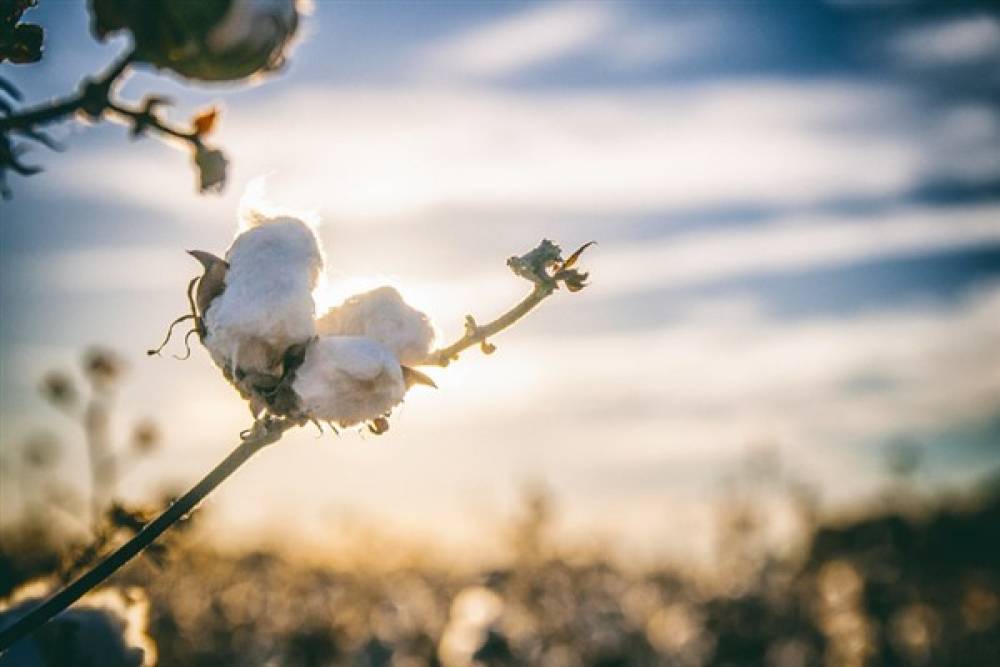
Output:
(317, 286), (435, 366)
(203, 214), (322, 380)
(292, 336), (406, 427)
(91, 0), (302, 83)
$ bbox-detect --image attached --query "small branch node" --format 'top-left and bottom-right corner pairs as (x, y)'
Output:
(420, 239), (593, 367)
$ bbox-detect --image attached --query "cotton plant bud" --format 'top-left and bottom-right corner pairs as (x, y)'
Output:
(317, 286), (436, 366)
(200, 213), (322, 391)
(89, 0), (301, 82)
(292, 336), (407, 428)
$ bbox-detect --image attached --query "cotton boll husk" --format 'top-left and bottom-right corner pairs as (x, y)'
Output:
(316, 286), (435, 366)
(292, 335), (406, 427)
(91, 0), (301, 83)
(208, 0), (299, 55)
(204, 214), (322, 375)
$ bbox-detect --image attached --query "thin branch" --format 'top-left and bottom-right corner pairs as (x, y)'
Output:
(419, 239), (593, 367)
(421, 283), (554, 367)
(0, 47), (227, 197)
(0, 418), (295, 654)
(0, 48), (134, 132)
(1, 48), (135, 199)
(84, 395), (116, 531)
(106, 98), (201, 146)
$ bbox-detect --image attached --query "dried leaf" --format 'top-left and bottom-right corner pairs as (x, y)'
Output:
(562, 241), (596, 270)
(193, 145), (227, 193)
(192, 106), (219, 136)
(402, 366), (438, 389)
(555, 269), (589, 292)
(368, 416), (389, 435)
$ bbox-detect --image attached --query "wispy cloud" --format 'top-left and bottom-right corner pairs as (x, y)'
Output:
(891, 15), (1000, 67)
(593, 203), (1000, 298)
(6, 245), (194, 294)
(419, 3), (719, 80)
(56, 82), (998, 226)
(421, 3), (615, 79)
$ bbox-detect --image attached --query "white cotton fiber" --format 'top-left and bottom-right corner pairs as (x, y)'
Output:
(316, 286), (435, 366)
(204, 214), (323, 375)
(292, 335), (406, 426)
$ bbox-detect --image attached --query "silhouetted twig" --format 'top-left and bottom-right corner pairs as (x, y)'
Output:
(1, 47), (227, 198)
(421, 240), (593, 366)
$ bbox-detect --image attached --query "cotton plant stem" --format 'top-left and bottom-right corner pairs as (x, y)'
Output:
(84, 395), (116, 531)
(105, 99), (202, 145)
(0, 420), (292, 653)
(421, 282), (555, 367)
(2, 46), (207, 165)
(0, 49), (134, 132)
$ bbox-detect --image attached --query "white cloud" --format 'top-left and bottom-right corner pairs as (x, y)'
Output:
(592, 203), (1000, 297)
(422, 3), (615, 79)
(57, 80), (999, 228)
(8, 245), (195, 294)
(601, 20), (710, 69)
(891, 15), (1000, 67)
(419, 3), (722, 80)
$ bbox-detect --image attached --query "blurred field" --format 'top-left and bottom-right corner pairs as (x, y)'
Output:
(3, 478), (998, 666)
(2, 362), (997, 666)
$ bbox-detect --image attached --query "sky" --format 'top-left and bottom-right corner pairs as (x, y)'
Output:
(1, 1), (999, 564)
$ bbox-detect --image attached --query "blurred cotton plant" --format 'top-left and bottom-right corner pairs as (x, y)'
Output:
(0, 0), (305, 197)
(0, 583), (156, 666)
(0, 199), (592, 652)
(0, 348), (185, 598)
(37, 348), (163, 531)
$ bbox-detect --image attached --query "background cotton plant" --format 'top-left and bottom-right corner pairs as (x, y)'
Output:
(0, 584), (156, 667)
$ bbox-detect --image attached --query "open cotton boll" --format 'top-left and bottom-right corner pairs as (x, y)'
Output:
(204, 215), (322, 377)
(316, 286), (435, 366)
(292, 336), (406, 427)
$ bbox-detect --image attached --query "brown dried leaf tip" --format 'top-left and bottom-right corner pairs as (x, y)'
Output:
(192, 107), (220, 137)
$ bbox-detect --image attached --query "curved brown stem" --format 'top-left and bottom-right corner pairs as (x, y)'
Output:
(0, 48), (134, 132)
(420, 283), (554, 367)
(1, 46), (225, 198)
(419, 239), (592, 367)
(105, 98), (201, 146)
(0, 419), (294, 654)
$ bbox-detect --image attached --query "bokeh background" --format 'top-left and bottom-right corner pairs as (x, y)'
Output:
(1, 2), (999, 665)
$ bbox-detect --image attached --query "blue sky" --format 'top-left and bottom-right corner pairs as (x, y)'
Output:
(1, 1), (998, 562)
